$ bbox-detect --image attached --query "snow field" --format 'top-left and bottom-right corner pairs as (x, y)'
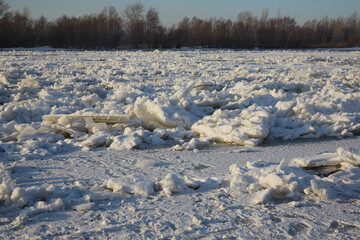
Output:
(1, 50), (360, 155)
(1, 49), (360, 238)
(2, 138), (360, 239)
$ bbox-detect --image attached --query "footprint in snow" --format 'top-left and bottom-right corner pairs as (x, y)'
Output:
(288, 222), (310, 236)
(329, 220), (358, 233)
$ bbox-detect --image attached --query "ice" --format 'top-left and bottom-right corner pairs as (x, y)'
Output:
(0, 169), (17, 207)
(173, 138), (210, 151)
(157, 173), (186, 197)
(274, 100), (296, 118)
(133, 96), (190, 129)
(17, 125), (37, 140)
(192, 105), (274, 146)
(0, 168), (53, 208)
(226, 147), (360, 204)
(104, 175), (155, 196)
(109, 134), (142, 150)
(292, 152), (340, 168)
(72, 202), (95, 211)
(42, 115), (129, 125)
(337, 147), (360, 166)
(1, 50), (360, 153)
(1, 49), (360, 239)
(81, 132), (111, 147)
(184, 176), (222, 191)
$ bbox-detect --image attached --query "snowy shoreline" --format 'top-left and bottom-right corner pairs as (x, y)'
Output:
(2, 136), (360, 239)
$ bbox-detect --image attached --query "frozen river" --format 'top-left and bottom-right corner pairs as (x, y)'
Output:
(1, 49), (360, 239)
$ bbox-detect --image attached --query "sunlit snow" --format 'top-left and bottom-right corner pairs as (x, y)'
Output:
(1, 49), (360, 239)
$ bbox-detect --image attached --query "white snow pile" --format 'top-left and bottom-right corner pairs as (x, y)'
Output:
(57, 147), (360, 209)
(156, 174), (223, 196)
(36, 147), (360, 208)
(2, 146), (360, 226)
(1, 50), (360, 157)
(192, 105), (275, 146)
(228, 147), (360, 204)
(100, 173), (222, 197)
(103, 175), (155, 196)
(172, 138), (210, 151)
(0, 164), (95, 219)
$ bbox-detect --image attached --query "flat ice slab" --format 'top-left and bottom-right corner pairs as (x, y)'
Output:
(42, 115), (130, 124)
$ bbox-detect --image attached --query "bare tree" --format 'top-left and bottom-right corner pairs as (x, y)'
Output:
(0, 0), (9, 16)
(145, 7), (161, 48)
(176, 17), (190, 47)
(343, 12), (359, 46)
(107, 6), (123, 48)
(1, 2), (359, 49)
(233, 12), (255, 48)
(34, 16), (48, 46)
(97, 7), (123, 48)
(256, 8), (269, 47)
(213, 18), (226, 47)
(124, 2), (145, 48)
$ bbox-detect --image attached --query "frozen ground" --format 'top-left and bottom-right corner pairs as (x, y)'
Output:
(1, 49), (360, 239)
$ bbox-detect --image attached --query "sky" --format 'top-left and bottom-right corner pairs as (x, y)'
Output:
(8, 0), (360, 26)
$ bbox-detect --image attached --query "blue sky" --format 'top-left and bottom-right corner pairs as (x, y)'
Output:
(9, 0), (360, 26)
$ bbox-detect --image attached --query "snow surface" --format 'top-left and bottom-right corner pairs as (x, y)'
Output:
(1, 49), (360, 239)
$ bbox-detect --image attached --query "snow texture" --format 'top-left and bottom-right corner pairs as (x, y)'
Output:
(1, 49), (360, 239)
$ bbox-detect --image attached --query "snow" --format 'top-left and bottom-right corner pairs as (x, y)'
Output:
(1, 49), (360, 238)
(104, 175), (155, 196)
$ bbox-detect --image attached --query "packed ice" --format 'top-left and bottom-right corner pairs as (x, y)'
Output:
(229, 147), (360, 204)
(1, 50), (360, 156)
(1, 49), (360, 239)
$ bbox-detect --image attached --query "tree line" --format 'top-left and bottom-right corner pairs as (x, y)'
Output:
(0, 1), (359, 49)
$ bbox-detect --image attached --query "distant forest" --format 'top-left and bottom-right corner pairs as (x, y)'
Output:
(0, 1), (359, 49)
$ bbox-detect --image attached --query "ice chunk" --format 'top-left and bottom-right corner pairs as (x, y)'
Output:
(72, 202), (95, 211)
(133, 96), (193, 129)
(304, 179), (332, 200)
(252, 187), (279, 204)
(274, 101), (296, 118)
(1, 100), (49, 123)
(251, 172), (298, 204)
(104, 175), (155, 196)
(0, 169), (53, 208)
(337, 147), (360, 166)
(82, 132), (111, 147)
(84, 117), (110, 134)
(17, 125), (37, 140)
(173, 138), (210, 151)
(170, 80), (196, 104)
(42, 115), (129, 124)
(192, 106), (274, 146)
(109, 135), (142, 150)
(227, 147), (360, 204)
(30, 198), (65, 213)
(292, 152), (340, 168)
(80, 93), (101, 108)
(158, 174), (186, 196)
(184, 176), (222, 191)
(0, 169), (17, 207)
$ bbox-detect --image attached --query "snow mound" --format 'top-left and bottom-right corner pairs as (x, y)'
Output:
(156, 173), (223, 196)
(101, 173), (223, 198)
(104, 175), (155, 196)
(228, 147), (360, 204)
(192, 105), (274, 146)
(1, 50), (360, 157)
(0, 165), (94, 216)
(172, 138), (210, 151)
